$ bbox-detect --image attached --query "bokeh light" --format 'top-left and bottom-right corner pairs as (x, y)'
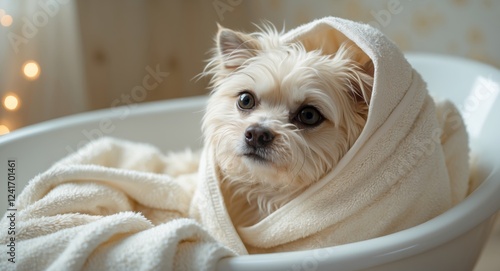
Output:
(0, 14), (12, 27)
(3, 94), (20, 111)
(23, 61), (41, 80)
(0, 125), (10, 135)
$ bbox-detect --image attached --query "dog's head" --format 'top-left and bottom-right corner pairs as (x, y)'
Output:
(202, 24), (373, 207)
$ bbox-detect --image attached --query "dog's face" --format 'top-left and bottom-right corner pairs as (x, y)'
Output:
(202, 26), (373, 210)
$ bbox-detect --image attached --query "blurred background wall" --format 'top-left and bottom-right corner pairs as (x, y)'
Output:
(0, 0), (499, 135)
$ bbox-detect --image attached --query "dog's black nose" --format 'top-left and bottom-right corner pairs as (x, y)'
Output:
(245, 125), (275, 148)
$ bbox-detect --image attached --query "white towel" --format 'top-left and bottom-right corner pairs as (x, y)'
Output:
(190, 16), (470, 253)
(0, 138), (234, 271)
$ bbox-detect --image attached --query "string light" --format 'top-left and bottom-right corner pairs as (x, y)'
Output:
(3, 94), (20, 111)
(1, 10), (15, 135)
(0, 14), (12, 27)
(0, 125), (10, 136)
(23, 61), (41, 80)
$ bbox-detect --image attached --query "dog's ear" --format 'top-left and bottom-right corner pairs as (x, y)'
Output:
(217, 25), (261, 70)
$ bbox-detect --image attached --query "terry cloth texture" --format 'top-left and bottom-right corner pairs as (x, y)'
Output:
(0, 138), (234, 271)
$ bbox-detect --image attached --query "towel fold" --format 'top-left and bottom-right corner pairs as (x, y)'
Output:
(0, 138), (234, 271)
(190, 16), (470, 253)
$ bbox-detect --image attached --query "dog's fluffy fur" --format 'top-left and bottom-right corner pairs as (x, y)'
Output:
(201, 23), (374, 226)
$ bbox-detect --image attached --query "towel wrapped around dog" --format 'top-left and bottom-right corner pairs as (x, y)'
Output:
(0, 138), (234, 271)
(190, 17), (470, 254)
(0, 17), (469, 269)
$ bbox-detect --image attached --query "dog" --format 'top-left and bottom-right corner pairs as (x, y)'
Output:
(201, 23), (374, 227)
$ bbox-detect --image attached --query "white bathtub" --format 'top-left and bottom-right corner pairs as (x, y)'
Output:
(1, 54), (499, 270)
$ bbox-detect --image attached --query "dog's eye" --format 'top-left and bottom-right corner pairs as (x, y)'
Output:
(237, 92), (256, 110)
(297, 106), (323, 126)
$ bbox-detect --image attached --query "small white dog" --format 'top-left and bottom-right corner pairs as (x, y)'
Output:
(202, 24), (374, 227)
